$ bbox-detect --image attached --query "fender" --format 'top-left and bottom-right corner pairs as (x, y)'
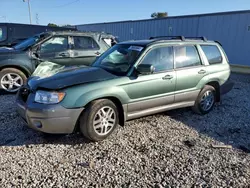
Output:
(61, 85), (130, 109)
(197, 70), (230, 89)
(0, 58), (34, 76)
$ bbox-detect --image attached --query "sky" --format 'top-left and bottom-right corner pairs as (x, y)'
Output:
(0, 0), (250, 26)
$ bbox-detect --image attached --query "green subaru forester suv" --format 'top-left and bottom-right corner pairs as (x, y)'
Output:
(16, 36), (233, 141)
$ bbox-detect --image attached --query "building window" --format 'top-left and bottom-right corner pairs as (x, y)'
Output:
(130, 28), (133, 34)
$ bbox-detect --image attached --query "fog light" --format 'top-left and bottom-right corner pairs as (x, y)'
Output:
(34, 121), (42, 129)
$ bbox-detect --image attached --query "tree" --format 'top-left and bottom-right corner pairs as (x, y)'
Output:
(151, 12), (168, 19)
(47, 23), (58, 27)
(61, 24), (73, 27)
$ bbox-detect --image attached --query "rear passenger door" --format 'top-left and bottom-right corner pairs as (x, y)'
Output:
(174, 45), (208, 103)
(71, 36), (102, 66)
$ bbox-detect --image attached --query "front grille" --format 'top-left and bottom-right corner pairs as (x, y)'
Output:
(19, 86), (30, 102)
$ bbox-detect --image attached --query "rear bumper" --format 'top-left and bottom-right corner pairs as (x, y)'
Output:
(16, 94), (84, 134)
(220, 80), (234, 95)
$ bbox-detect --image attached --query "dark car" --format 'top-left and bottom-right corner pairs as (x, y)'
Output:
(0, 31), (117, 92)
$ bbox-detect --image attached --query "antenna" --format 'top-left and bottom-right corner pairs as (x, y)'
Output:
(36, 13), (39, 25)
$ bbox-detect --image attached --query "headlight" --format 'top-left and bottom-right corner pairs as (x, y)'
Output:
(34, 90), (65, 104)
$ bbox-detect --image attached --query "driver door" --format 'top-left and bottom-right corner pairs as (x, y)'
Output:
(38, 36), (71, 65)
(125, 46), (176, 115)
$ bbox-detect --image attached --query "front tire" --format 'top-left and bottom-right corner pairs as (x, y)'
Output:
(192, 85), (216, 115)
(0, 68), (27, 93)
(79, 99), (119, 141)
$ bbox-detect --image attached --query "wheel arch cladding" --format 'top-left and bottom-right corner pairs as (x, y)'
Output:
(85, 96), (125, 126)
(74, 96), (125, 132)
(205, 81), (220, 102)
(0, 65), (30, 77)
(104, 96), (125, 126)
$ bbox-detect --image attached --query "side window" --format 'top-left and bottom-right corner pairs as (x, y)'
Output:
(141, 46), (174, 72)
(175, 45), (202, 69)
(201, 45), (223, 65)
(41, 37), (68, 52)
(73, 36), (100, 50)
(0, 26), (7, 42)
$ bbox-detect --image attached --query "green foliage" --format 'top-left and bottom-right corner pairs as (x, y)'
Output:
(151, 12), (168, 19)
(47, 23), (58, 27)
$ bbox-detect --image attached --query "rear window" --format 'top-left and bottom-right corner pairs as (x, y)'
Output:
(201, 45), (223, 65)
(0, 26), (7, 42)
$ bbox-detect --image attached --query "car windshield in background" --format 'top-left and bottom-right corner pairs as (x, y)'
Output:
(0, 26), (7, 42)
(93, 44), (144, 74)
(14, 36), (40, 50)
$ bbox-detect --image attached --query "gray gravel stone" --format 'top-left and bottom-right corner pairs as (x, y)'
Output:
(0, 73), (249, 187)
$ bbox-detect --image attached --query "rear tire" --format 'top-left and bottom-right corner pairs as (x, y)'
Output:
(0, 68), (27, 93)
(79, 99), (119, 142)
(192, 85), (216, 115)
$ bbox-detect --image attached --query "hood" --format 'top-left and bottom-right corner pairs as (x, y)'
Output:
(0, 47), (24, 57)
(28, 62), (117, 90)
(0, 47), (16, 53)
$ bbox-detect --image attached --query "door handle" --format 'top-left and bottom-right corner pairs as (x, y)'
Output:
(162, 75), (173, 80)
(58, 52), (70, 57)
(198, 69), (206, 74)
(95, 51), (101, 56)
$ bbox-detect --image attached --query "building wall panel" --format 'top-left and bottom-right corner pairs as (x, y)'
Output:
(77, 11), (250, 66)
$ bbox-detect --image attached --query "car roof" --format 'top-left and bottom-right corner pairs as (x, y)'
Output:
(40, 30), (115, 37)
(119, 40), (153, 46)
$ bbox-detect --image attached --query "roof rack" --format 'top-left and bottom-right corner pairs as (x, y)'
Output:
(215, 40), (222, 46)
(149, 36), (208, 42)
(149, 36), (186, 41)
(185, 37), (207, 41)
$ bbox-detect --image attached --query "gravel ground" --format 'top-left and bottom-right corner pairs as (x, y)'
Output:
(0, 74), (249, 187)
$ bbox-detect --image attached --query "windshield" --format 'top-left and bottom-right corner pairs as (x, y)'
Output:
(14, 36), (40, 50)
(93, 44), (144, 74)
(0, 26), (7, 42)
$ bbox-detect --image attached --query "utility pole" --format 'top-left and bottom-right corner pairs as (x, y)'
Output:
(23, 0), (32, 24)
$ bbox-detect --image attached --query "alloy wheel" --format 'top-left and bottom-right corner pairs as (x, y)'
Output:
(200, 90), (215, 112)
(0, 73), (23, 92)
(93, 106), (116, 136)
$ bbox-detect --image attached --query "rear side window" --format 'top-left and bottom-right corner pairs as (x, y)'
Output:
(175, 45), (202, 69)
(73, 36), (100, 50)
(201, 45), (223, 65)
(0, 26), (7, 42)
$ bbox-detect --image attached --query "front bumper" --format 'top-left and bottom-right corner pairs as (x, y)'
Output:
(16, 93), (84, 134)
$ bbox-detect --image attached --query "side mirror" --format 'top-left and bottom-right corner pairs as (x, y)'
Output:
(136, 64), (155, 75)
